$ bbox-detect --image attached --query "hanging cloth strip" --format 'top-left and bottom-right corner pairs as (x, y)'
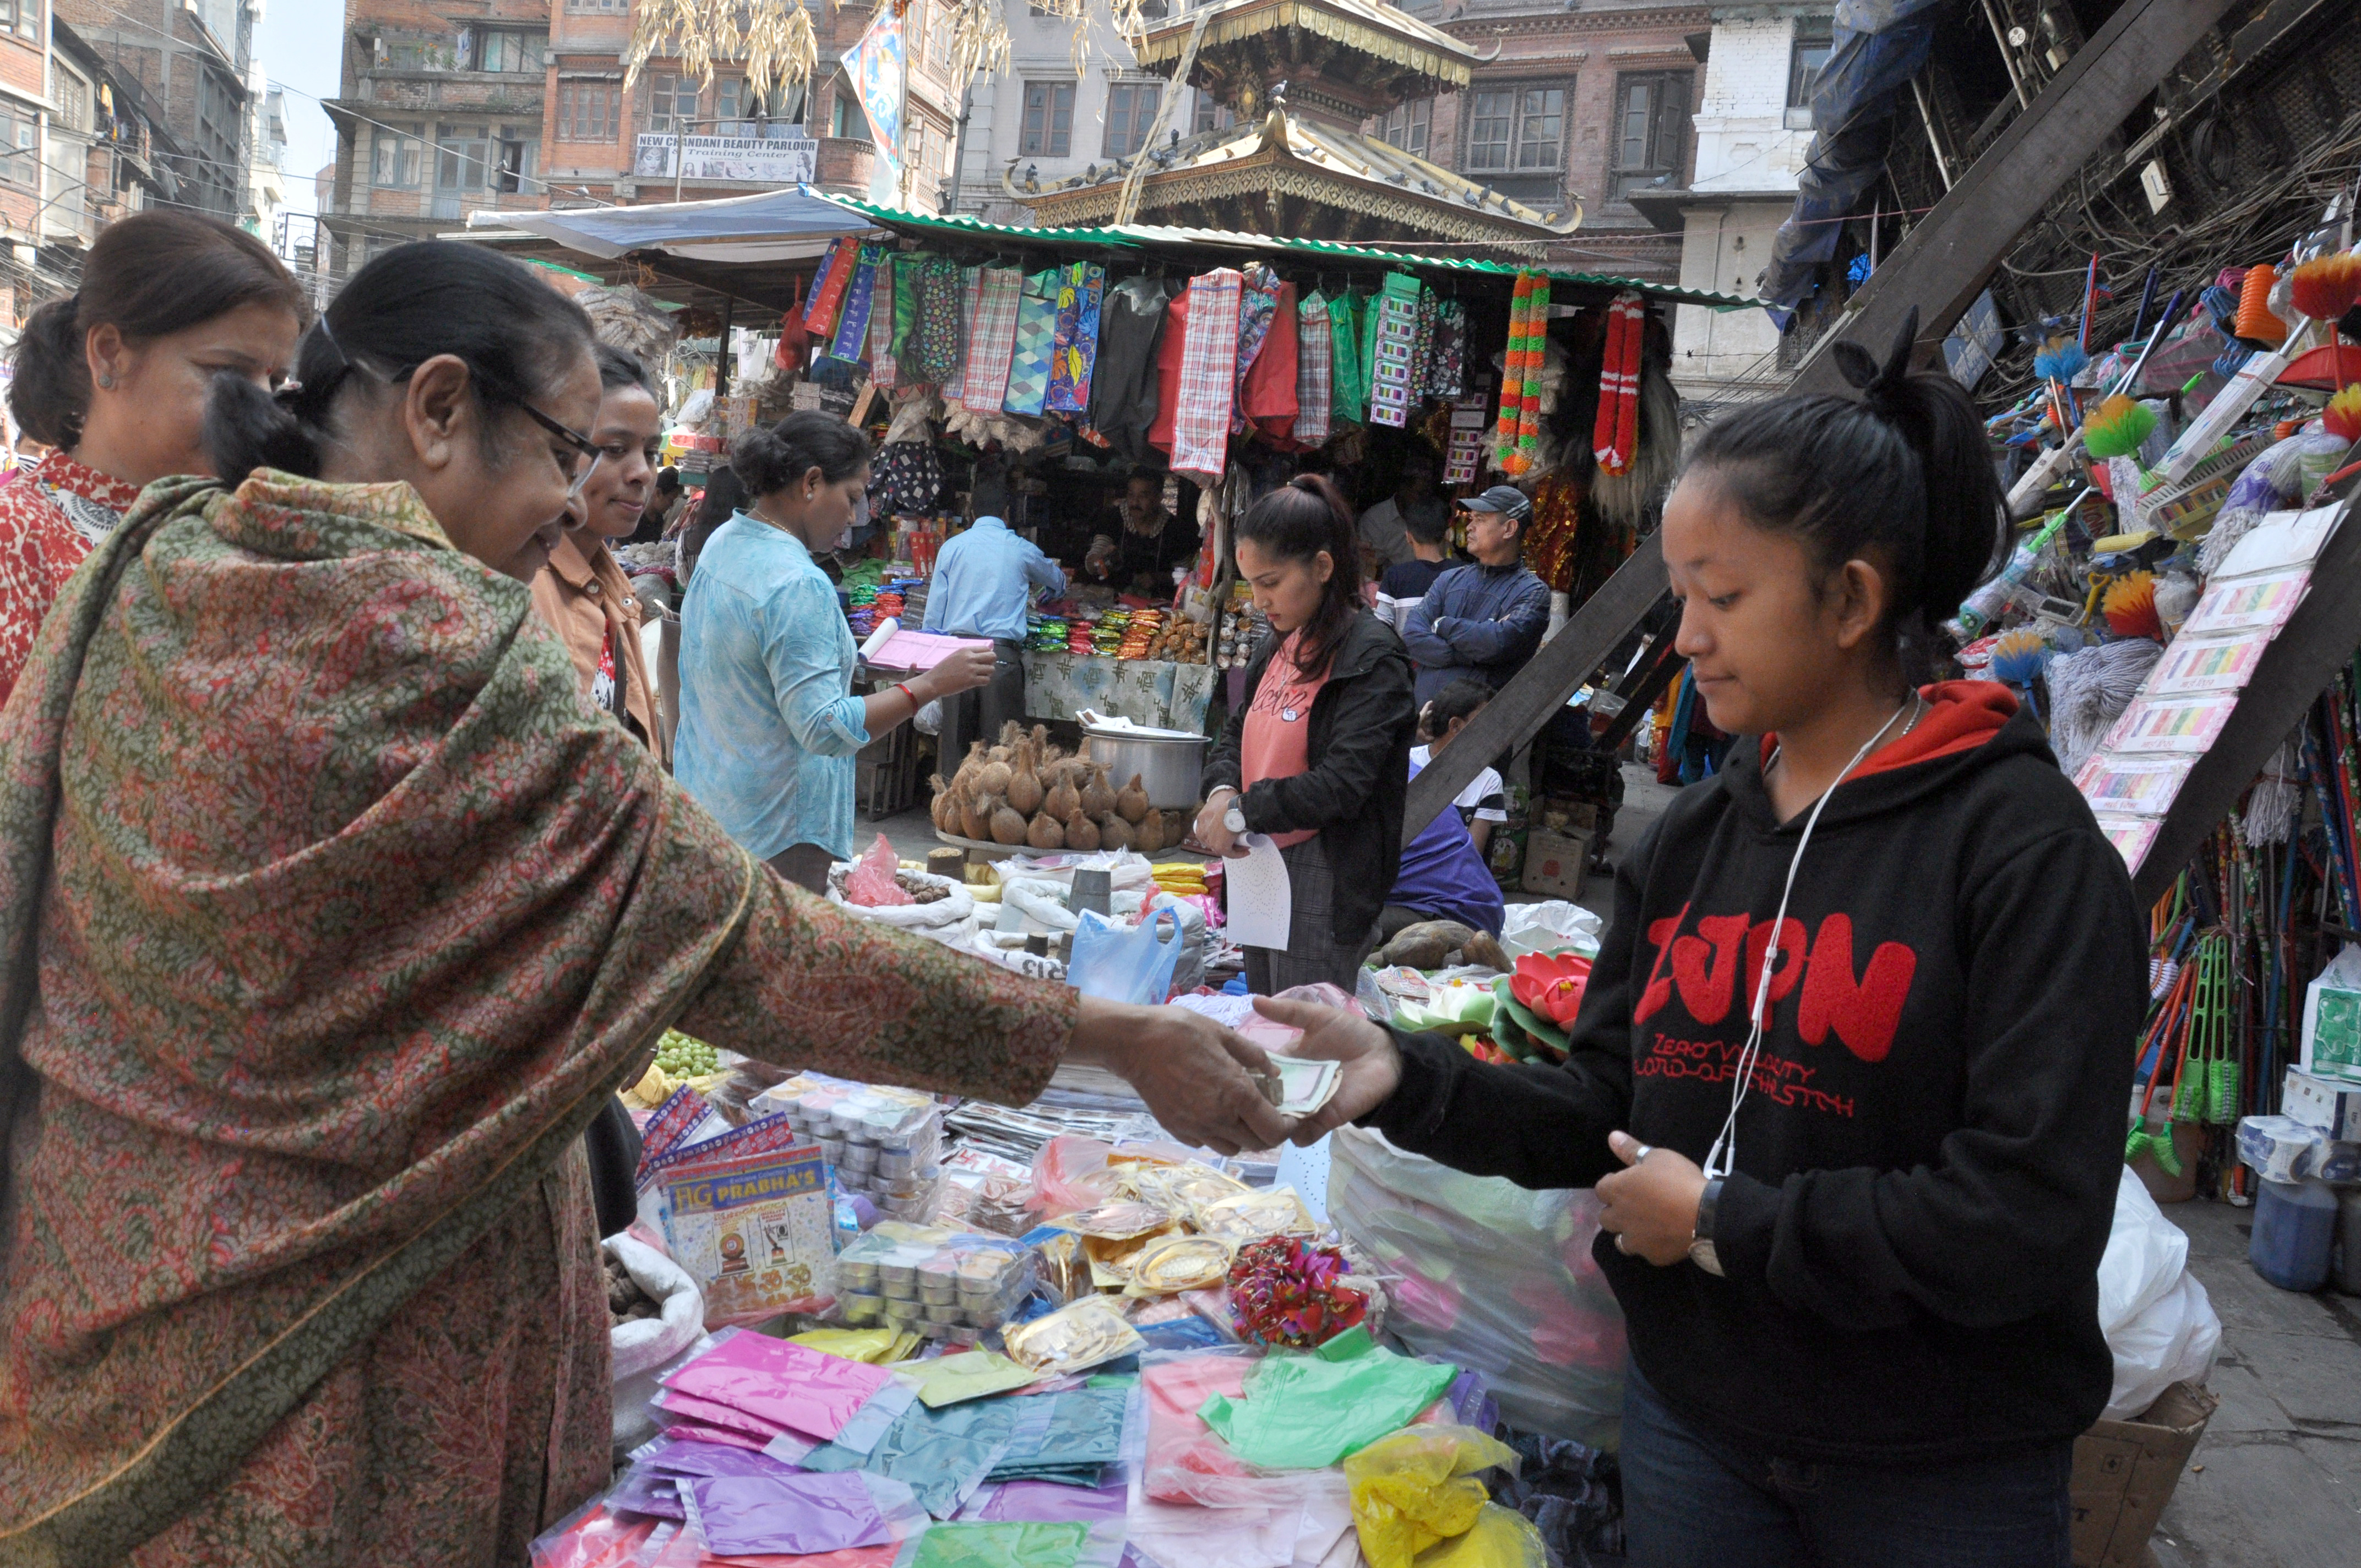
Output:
(868, 254), (898, 388)
(1496, 273), (1546, 476)
(828, 245), (884, 365)
(1592, 290), (1645, 477)
(1171, 269), (1243, 484)
(890, 254), (923, 369)
(1329, 292), (1364, 426)
(1230, 264), (1283, 433)
(1408, 286), (1438, 401)
(1002, 269), (1062, 417)
(1428, 297), (1466, 400)
(1242, 281), (1299, 444)
(1045, 261), (1105, 415)
(804, 237), (858, 340)
(1367, 273), (1424, 429)
(915, 257), (964, 387)
(960, 265), (1022, 413)
(1293, 290), (1333, 449)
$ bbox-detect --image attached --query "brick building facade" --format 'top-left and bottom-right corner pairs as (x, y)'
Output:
(57, 0), (253, 221)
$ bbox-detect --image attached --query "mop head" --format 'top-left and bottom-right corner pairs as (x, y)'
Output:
(2048, 639), (2164, 776)
(2032, 336), (2088, 383)
(2327, 384), (2361, 444)
(2083, 395), (2158, 460)
(1989, 627), (2049, 688)
(2102, 571), (2163, 641)
(2290, 253), (2361, 324)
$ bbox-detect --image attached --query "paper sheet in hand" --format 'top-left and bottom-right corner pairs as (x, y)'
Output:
(864, 629), (992, 672)
(1224, 834), (1292, 949)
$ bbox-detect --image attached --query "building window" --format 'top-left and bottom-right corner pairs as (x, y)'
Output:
(475, 29), (547, 75)
(566, 0), (627, 10)
(494, 129), (538, 194)
(558, 84), (616, 144)
(711, 78), (757, 137)
(1380, 99), (1430, 159)
(830, 91), (863, 139)
(1193, 91), (1231, 135)
(1465, 85), (1564, 173)
(0, 0), (36, 41)
(436, 123), (488, 194)
(372, 121), (424, 186)
(1021, 80), (1074, 157)
(1788, 17), (1833, 126)
(57, 70), (89, 135)
(649, 75), (699, 134)
(380, 36), (453, 72)
(0, 107), (32, 185)
(1103, 83), (1161, 159)
(1612, 72), (1691, 197)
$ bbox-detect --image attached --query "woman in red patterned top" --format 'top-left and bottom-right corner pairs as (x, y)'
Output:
(0, 210), (303, 706)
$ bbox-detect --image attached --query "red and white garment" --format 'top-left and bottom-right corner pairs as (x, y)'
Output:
(1170, 269), (1243, 485)
(960, 266), (1025, 413)
(1592, 291), (1645, 476)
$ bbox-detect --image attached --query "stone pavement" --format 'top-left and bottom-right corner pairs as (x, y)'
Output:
(2151, 1196), (2361, 1568)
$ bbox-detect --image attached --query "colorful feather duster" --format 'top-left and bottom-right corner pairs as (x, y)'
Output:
(2328, 384), (2361, 445)
(2031, 336), (2088, 384)
(2294, 253), (2361, 390)
(2102, 571), (2163, 642)
(2082, 394), (2158, 460)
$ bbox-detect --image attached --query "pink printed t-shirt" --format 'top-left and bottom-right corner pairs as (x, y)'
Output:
(1239, 630), (1330, 848)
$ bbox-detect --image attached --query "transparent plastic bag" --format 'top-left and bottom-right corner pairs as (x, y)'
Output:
(1029, 1136), (1120, 1217)
(1416, 1504), (1551, 1568)
(846, 835), (914, 907)
(1198, 1327), (1459, 1471)
(528, 1501), (659, 1568)
(1343, 1424), (1520, 1568)
(1066, 908), (1183, 1004)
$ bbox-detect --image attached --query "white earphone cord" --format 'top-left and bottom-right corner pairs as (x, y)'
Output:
(1701, 697), (1916, 1183)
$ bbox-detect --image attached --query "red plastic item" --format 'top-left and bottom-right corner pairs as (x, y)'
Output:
(844, 834), (912, 907)
(1511, 952), (1592, 1028)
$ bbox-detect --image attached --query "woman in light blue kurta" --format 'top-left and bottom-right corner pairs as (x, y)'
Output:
(676, 413), (993, 891)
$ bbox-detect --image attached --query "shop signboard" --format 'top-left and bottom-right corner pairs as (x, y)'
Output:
(633, 132), (818, 185)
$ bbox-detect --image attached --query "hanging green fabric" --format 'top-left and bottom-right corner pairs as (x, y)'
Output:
(1196, 1327), (1458, 1471)
(1330, 293), (1366, 424)
(891, 254), (926, 364)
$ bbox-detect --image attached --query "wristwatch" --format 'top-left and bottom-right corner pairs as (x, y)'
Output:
(1212, 787), (1247, 835)
(1688, 1177), (1726, 1277)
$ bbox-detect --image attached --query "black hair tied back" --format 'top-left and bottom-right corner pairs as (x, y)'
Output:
(203, 317), (350, 484)
(1683, 305), (2005, 675)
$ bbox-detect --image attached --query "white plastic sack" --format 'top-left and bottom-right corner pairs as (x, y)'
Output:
(1502, 900), (1603, 958)
(606, 1232), (706, 1382)
(2098, 1164), (2219, 1419)
(1002, 878), (1079, 931)
(826, 868), (974, 929)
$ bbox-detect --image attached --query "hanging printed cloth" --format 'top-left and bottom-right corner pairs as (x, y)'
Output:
(1495, 273), (1545, 476)
(1045, 261), (1105, 415)
(914, 257), (963, 386)
(960, 265), (1022, 413)
(1329, 292), (1364, 425)
(1427, 297), (1466, 400)
(1592, 290), (1645, 477)
(1230, 264), (1283, 433)
(1002, 269), (1061, 417)
(828, 244), (883, 364)
(1408, 285), (1438, 401)
(803, 237), (858, 341)
(1293, 290), (1333, 449)
(867, 253), (898, 388)
(1366, 273), (1423, 429)
(1171, 268), (1243, 484)
(1242, 280), (1299, 444)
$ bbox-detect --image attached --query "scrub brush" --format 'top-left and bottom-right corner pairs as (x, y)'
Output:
(2292, 252), (2361, 391)
(1990, 628), (2048, 716)
(2102, 571), (2163, 641)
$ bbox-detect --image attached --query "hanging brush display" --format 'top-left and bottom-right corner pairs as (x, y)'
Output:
(2126, 961), (2195, 1175)
(2195, 929), (2239, 1125)
(2289, 251), (2361, 389)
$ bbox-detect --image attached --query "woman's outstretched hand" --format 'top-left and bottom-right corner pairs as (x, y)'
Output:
(1067, 996), (1294, 1156)
(1248, 995), (1401, 1145)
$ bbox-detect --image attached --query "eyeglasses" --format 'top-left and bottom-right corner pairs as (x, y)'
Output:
(514, 399), (605, 496)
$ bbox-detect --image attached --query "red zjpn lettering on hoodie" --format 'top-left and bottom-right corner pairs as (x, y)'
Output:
(1635, 908), (1914, 1062)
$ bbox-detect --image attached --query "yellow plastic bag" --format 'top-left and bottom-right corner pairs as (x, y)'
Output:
(789, 1327), (905, 1364)
(1417, 1505), (1548, 1568)
(1344, 1424), (1522, 1568)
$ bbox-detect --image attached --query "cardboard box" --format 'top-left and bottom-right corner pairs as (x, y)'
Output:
(2070, 1380), (2217, 1568)
(2282, 1067), (2361, 1141)
(1521, 828), (1591, 901)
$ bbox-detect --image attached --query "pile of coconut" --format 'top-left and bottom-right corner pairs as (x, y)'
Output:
(932, 723), (1193, 853)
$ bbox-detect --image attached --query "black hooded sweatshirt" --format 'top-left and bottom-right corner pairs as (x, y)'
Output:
(1366, 684), (2144, 1464)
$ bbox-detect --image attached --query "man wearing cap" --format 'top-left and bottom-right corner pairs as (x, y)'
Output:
(1401, 485), (1552, 705)
(924, 512), (1068, 766)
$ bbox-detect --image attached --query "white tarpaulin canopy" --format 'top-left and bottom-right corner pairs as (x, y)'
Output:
(467, 186), (879, 264)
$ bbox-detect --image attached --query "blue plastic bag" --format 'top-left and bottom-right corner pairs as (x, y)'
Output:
(1065, 908), (1182, 1004)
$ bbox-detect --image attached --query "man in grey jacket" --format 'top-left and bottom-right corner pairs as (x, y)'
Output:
(1402, 485), (1551, 705)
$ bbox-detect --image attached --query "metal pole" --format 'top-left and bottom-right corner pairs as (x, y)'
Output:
(715, 295), (735, 400)
(675, 112), (687, 203)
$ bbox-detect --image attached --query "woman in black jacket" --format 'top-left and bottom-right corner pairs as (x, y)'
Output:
(1195, 475), (1417, 993)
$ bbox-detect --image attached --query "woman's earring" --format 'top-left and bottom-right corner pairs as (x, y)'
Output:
(96, 372), (115, 389)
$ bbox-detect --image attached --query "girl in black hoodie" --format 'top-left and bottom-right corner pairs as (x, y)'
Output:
(1272, 315), (2145, 1568)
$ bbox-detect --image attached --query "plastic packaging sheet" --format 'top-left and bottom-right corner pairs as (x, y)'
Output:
(1413, 1504), (1549, 1568)
(662, 1419), (774, 1453)
(793, 1327), (909, 1364)
(988, 1382), (1134, 1485)
(688, 1472), (929, 1558)
(1141, 1348), (1340, 1511)
(1198, 1329), (1458, 1471)
(810, 1388), (1026, 1519)
(967, 1480), (1130, 1525)
(905, 1351), (1042, 1408)
(897, 1518), (1128, 1568)
(1341, 1425), (1519, 1568)
(638, 1436), (807, 1484)
(827, 1378), (921, 1457)
(659, 1386), (794, 1441)
(663, 1331), (897, 1441)
(1123, 1478), (1353, 1568)
(605, 1464), (687, 1521)
(529, 1502), (660, 1568)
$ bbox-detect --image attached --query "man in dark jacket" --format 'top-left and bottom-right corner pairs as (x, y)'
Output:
(1402, 485), (1551, 704)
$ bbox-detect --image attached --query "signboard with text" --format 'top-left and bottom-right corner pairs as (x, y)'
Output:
(633, 132), (818, 185)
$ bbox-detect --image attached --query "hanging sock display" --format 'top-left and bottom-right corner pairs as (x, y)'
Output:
(1294, 290), (1334, 449)
(1367, 273), (1424, 429)
(1002, 269), (1062, 417)
(1045, 262), (1106, 415)
(1495, 273), (1547, 476)
(1593, 290), (1645, 477)
(1171, 268), (1244, 484)
(961, 265), (1024, 413)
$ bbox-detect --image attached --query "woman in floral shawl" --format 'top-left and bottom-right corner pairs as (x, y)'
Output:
(0, 242), (1290, 1567)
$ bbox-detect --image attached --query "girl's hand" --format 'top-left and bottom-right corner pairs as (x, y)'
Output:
(1596, 1131), (1709, 1266)
(1250, 995), (1402, 1144)
(919, 646), (998, 700)
(1193, 788), (1242, 857)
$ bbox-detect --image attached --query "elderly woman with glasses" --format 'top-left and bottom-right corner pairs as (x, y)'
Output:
(675, 411), (996, 894)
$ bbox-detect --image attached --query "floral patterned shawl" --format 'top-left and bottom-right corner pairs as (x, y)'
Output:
(0, 473), (1074, 1565)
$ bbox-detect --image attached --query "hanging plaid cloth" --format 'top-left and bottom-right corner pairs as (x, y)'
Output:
(944, 265), (980, 406)
(828, 244), (883, 363)
(1428, 298), (1466, 400)
(1171, 268), (1243, 484)
(868, 254), (898, 388)
(1593, 291), (1645, 476)
(1366, 273), (1423, 429)
(914, 257), (962, 386)
(1293, 290), (1332, 449)
(1002, 269), (1060, 417)
(803, 237), (857, 340)
(1046, 262), (1105, 415)
(1328, 292), (1364, 425)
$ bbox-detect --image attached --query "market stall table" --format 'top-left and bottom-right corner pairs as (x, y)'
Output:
(1021, 652), (1216, 733)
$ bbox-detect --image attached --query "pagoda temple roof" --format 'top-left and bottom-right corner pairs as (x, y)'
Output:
(1132, 0), (1477, 100)
(1017, 108), (1578, 245)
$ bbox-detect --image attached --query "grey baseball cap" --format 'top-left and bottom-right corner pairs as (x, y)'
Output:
(1460, 484), (1533, 522)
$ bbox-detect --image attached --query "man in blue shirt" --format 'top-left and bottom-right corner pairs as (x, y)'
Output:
(923, 513), (1067, 765)
(1401, 485), (1552, 705)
